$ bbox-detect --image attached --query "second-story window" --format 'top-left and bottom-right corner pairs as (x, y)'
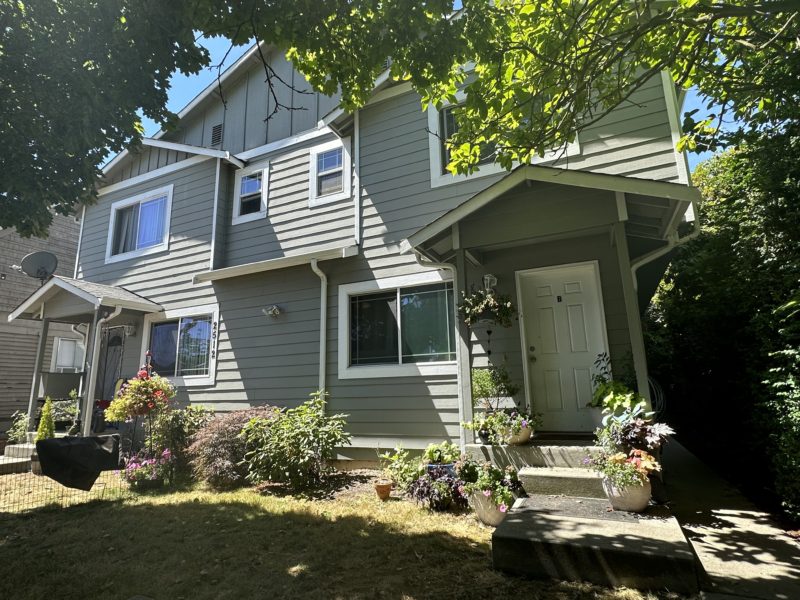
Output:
(232, 161), (269, 225)
(105, 185), (172, 263)
(439, 105), (496, 174)
(309, 137), (352, 206)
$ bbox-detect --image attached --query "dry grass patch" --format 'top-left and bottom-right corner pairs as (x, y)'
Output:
(1, 474), (684, 600)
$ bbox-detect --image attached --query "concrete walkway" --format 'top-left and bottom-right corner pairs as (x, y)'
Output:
(662, 441), (800, 600)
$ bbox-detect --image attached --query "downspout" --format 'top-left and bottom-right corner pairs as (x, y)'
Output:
(81, 305), (122, 436)
(630, 195), (701, 291)
(353, 111), (361, 246)
(310, 259), (327, 392)
(71, 323), (88, 397)
(411, 251), (465, 450)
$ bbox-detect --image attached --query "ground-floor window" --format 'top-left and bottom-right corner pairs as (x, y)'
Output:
(142, 304), (218, 386)
(338, 273), (458, 379)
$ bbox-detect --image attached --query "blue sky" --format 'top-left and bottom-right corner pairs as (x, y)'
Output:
(146, 37), (714, 171)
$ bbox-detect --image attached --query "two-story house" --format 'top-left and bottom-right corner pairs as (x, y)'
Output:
(1, 215), (81, 437)
(9, 44), (698, 458)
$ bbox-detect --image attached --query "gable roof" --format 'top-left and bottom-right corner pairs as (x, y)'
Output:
(8, 276), (161, 322)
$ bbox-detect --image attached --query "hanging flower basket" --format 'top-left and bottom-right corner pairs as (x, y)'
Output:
(458, 288), (517, 328)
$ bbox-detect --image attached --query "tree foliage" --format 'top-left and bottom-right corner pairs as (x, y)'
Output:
(645, 124), (800, 521)
(3, 0), (800, 235)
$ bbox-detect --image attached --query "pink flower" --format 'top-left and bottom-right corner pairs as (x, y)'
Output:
(498, 503), (508, 513)
(137, 369), (149, 379)
(483, 489), (491, 497)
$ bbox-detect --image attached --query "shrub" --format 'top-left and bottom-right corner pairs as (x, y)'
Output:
(150, 406), (212, 481)
(471, 365), (520, 412)
(35, 397), (55, 442)
(422, 441), (461, 465)
(242, 392), (351, 491)
(189, 406), (279, 489)
(408, 467), (468, 512)
(6, 411), (29, 444)
(379, 446), (424, 492)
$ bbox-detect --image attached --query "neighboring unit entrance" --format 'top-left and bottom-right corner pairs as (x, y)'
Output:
(516, 261), (609, 432)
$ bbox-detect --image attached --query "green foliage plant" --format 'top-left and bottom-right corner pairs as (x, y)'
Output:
(422, 441), (461, 465)
(242, 392), (351, 491)
(586, 449), (660, 491)
(150, 405), (212, 482)
(456, 457), (523, 513)
(378, 446), (424, 493)
(471, 365), (520, 413)
(6, 411), (29, 445)
(458, 288), (517, 328)
(35, 397), (55, 442)
(189, 406), (279, 490)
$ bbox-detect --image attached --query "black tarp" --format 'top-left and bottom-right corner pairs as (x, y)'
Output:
(36, 435), (121, 491)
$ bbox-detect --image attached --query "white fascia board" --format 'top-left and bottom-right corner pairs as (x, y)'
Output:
(141, 138), (245, 169)
(8, 278), (99, 322)
(193, 245), (358, 283)
(235, 127), (335, 162)
(97, 297), (162, 313)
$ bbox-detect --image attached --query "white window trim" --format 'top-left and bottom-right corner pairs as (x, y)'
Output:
(104, 185), (173, 264)
(231, 159), (270, 225)
(309, 137), (352, 207)
(141, 303), (219, 387)
(427, 92), (581, 189)
(337, 271), (457, 380)
(50, 337), (86, 373)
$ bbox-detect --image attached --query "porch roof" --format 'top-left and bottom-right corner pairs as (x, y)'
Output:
(400, 165), (702, 256)
(7, 276), (161, 322)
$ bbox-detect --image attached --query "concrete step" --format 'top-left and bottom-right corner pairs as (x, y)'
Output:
(493, 495), (700, 594)
(465, 442), (600, 469)
(519, 466), (605, 498)
(0, 456), (31, 475)
(4, 443), (35, 459)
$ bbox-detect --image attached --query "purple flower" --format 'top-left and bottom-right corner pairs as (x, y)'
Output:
(521, 420), (528, 428)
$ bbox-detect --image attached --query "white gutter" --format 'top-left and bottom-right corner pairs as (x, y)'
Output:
(81, 305), (122, 436)
(309, 259), (328, 392)
(630, 196), (701, 290)
(73, 205), (86, 279)
(411, 251), (465, 450)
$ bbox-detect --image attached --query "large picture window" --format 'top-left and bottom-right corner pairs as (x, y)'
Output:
(105, 186), (172, 263)
(339, 274), (457, 379)
(143, 304), (218, 386)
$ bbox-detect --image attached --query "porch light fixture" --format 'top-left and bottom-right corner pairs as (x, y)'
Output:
(263, 305), (282, 318)
(483, 273), (498, 292)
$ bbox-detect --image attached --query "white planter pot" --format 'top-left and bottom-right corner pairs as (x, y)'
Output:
(470, 491), (507, 527)
(602, 477), (651, 513)
(506, 426), (532, 445)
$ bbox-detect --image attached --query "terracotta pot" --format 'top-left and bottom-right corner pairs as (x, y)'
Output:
(470, 491), (507, 527)
(602, 477), (652, 513)
(507, 426), (532, 445)
(374, 479), (393, 501)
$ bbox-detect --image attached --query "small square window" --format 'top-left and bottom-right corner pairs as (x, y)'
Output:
(309, 139), (351, 206)
(232, 164), (269, 225)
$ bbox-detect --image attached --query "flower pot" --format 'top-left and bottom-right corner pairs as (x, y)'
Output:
(374, 479), (393, 501)
(470, 491), (507, 527)
(507, 426), (532, 445)
(426, 463), (456, 477)
(477, 429), (492, 445)
(602, 477), (652, 512)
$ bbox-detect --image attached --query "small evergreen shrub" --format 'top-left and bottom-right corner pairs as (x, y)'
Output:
(6, 411), (29, 444)
(242, 392), (351, 491)
(188, 406), (278, 489)
(35, 397), (55, 442)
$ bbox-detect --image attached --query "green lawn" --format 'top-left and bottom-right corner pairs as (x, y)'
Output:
(0, 473), (680, 600)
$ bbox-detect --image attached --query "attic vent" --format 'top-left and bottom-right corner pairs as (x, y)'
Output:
(210, 123), (223, 147)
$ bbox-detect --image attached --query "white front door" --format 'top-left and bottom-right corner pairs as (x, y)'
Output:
(517, 262), (609, 431)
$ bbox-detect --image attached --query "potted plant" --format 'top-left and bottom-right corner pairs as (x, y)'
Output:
(378, 446), (424, 493)
(422, 441), (460, 476)
(464, 365), (536, 444)
(586, 449), (661, 512)
(408, 466), (468, 512)
(122, 448), (174, 490)
(373, 477), (394, 501)
(456, 457), (524, 526)
(458, 288), (517, 328)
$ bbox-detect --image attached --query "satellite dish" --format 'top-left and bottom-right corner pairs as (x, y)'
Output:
(20, 251), (58, 285)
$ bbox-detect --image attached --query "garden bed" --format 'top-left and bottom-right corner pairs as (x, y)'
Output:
(0, 473), (685, 600)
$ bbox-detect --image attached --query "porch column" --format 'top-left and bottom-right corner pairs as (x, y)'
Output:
(79, 308), (101, 437)
(26, 317), (50, 430)
(454, 248), (473, 441)
(613, 222), (651, 404)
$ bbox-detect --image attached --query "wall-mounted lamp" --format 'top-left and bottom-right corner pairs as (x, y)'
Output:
(483, 273), (498, 291)
(263, 305), (282, 318)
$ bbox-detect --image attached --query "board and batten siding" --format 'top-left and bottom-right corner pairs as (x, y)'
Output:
(221, 136), (355, 268)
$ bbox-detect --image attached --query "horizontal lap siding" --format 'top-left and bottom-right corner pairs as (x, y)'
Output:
(222, 143), (354, 266)
(79, 160), (217, 310)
